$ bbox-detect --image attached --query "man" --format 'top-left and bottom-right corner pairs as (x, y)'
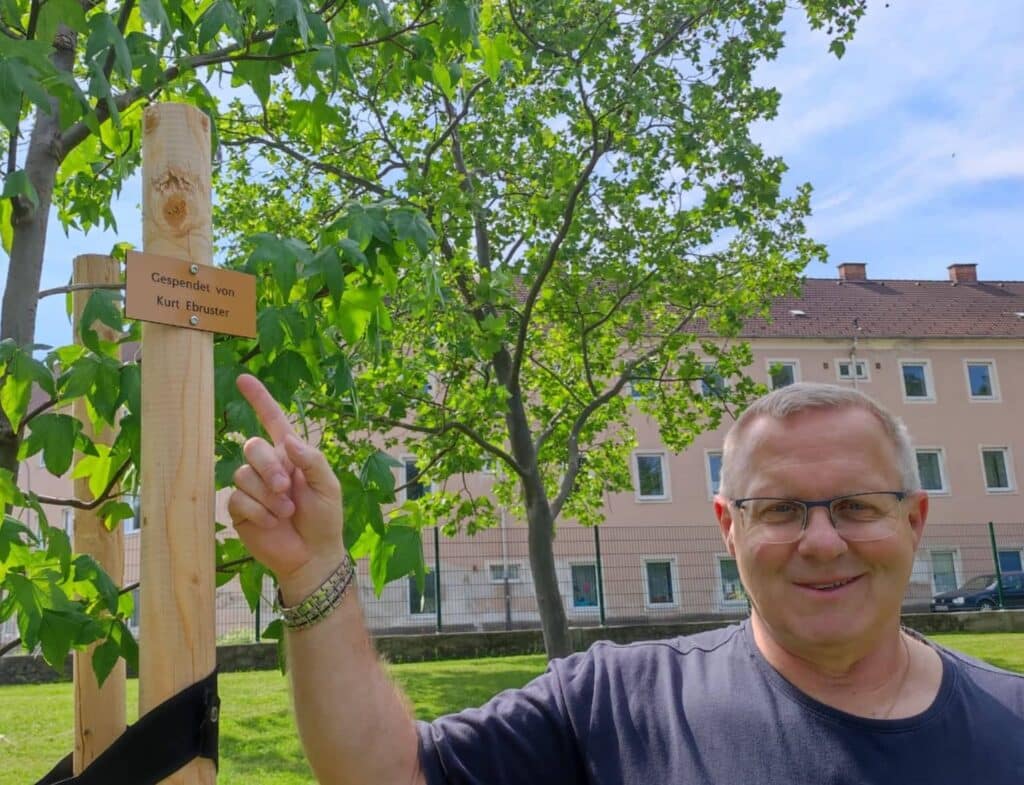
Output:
(229, 376), (1024, 784)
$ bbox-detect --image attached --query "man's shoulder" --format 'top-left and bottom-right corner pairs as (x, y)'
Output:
(557, 622), (748, 676)
(933, 640), (1024, 714)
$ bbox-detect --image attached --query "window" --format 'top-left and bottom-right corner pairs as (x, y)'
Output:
(836, 359), (868, 381)
(900, 361), (933, 401)
(408, 569), (437, 615)
(718, 557), (746, 604)
(701, 363), (726, 396)
(706, 451), (723, 497)
(635, 453), (668, 500)
(998, 550), (1023, 573)
(915, 449), (947, 493)
(403, 457), (428, 501)
(128, 588), (140, 631)
(767, 360), (798, 390)
(981, 448), (1013, 492)
(931, 551), (959, 594)
(966, 361), (998, 399)
(488, 563), (522, 583)
(62, 508), (73, 537)
(571, 564), (599, 608)
(629, 360), (658, 398)
(645, 560), (675, 606)
(124, 494), (141, 533)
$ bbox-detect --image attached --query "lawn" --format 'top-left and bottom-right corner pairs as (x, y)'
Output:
(2, 634), (1020, 784)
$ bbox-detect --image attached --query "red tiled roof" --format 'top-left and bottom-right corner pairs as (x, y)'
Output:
(741, 278), (1024, 339)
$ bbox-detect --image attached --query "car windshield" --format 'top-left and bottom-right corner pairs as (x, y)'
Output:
(960, 575), (996, 591)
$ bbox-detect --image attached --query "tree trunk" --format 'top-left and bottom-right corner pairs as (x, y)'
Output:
(0, 27), (76, 478)
(494, 347), (572, 659)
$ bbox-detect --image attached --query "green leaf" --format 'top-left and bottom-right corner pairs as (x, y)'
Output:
(390, 208), (435, 255)
(72, 555), (121, 613)
(198, 0), (245, 48)
(257, 308), (286, 353)
(78, 289), (123, 353)
(2, 170), (40, 208)
(92, 635), (121, 687)
(360, 451), (399, 497)
(1, 349), (36, 430)
(139, 0), (171, 39)
(23, 414), (82, 476)
(239, 559), (266, 612)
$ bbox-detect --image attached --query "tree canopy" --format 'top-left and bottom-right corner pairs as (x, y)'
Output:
(1, 0), (867, 671)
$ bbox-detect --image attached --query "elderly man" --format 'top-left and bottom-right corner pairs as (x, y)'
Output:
(229, 377), (1024, 784)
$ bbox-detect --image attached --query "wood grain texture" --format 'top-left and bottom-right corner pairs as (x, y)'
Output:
(139, 103), (216, 785)
(72, 254), (126, 774)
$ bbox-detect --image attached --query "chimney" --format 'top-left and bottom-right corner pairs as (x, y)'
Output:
(948, 263), (978, 284)
(837, 262), (867, 281)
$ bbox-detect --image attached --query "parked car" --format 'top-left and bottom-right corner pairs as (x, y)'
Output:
(931, 571), (1024, 611)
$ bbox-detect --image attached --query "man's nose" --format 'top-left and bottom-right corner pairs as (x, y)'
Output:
(797, 505), (848, 558)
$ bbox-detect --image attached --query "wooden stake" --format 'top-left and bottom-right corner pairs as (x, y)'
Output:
(139, 103), (216, 785)
(72, 254), (126, 774)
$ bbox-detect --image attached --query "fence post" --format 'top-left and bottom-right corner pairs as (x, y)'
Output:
(988, 521), (1005, 609)
(594, 526), (606, 626)
(254, 596), (261, 643)
(434, 526), (442, 632)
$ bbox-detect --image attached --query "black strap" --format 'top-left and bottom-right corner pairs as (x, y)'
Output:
(34, 669), (220, 785)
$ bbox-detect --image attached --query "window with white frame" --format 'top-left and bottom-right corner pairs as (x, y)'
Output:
(62, 508), (73, 536)
(899, 361), (933, 401)
(634, 453), (668, 500)
(930, 550), (959, 594)
(915, 449), (947, 493)
(836, 359), (869, 381)
(981, 448), (1013, 491)
(706, 451), (723, 497)
(629, 360), (658, 398)
(408, 568), (437, 615)
(645, 560), (676, 606)
(403, 457), (428, 501)
(571, 564), (599, 608)
(767, 360), (797, 390)
(128, 588), (140, 630)
(488, 563), (522, 583)
(966, 361), (998, 399)
(717, 557), (745, 604)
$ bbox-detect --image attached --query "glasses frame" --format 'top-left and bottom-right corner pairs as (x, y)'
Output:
(730, 491), (908, 543)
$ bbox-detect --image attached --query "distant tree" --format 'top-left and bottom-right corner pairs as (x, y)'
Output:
(214, 0), (868, 658)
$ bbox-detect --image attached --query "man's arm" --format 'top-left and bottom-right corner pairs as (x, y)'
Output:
(228, 374), (425, 785)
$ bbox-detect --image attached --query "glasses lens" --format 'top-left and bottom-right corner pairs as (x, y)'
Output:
(743, 498), (805, 543)
(830, 493), (902, 541)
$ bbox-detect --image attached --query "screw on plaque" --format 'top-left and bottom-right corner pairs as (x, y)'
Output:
(190, 316), (200, 325)
(189, 264), (199, 274)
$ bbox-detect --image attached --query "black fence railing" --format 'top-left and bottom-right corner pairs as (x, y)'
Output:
(2, 521), (1022, 652)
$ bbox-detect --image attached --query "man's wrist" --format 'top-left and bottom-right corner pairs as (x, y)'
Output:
(275, 554), (356, 631)
(277, 552), (349, 606)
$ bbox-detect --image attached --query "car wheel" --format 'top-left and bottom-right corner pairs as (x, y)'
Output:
(978, 600), (996, 611)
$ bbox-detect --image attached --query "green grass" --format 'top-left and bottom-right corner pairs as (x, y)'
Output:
(2, 635), (1020, 785)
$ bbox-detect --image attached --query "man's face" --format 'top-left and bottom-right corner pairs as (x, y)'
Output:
(714, 406), (928, 658)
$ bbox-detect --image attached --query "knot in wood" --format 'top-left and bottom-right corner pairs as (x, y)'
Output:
(151, 167), (205, 235)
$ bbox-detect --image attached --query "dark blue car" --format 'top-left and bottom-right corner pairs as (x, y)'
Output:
(931, 571), (1024, 611)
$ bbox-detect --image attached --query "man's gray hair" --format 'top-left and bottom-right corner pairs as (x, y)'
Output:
(719, 382), (920, 497)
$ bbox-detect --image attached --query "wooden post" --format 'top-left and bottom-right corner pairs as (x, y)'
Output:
(72, 254), (126, 773)
(138, 103), (216, 785)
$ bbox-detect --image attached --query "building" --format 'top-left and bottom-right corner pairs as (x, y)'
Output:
(4, 262), (1023, 649)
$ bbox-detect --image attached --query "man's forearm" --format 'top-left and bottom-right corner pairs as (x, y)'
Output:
(286, 592), (426, 785)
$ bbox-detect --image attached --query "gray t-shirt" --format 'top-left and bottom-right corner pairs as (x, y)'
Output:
(417, 621), (1024, 784)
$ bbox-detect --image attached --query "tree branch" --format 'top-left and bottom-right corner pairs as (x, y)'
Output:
(38, 282), (124, 300)
(372, 415), (525, 478)
(34, 459), (131, 510)
(221, 134), (395, 198)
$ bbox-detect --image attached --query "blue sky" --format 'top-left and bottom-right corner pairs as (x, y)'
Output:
(7, 0), (1024, 350)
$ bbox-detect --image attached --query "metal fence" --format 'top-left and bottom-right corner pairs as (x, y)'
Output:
(2, 521), (1022, 652)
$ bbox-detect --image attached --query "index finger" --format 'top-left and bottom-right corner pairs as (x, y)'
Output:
(237, 374), (296, 445)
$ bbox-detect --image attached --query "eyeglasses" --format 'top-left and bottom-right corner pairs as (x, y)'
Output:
(730, 491), (908, 544)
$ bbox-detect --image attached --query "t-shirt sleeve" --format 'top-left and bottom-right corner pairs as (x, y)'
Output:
(417, 656), (588, 785)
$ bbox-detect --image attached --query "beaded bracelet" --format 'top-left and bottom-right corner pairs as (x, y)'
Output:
(275, 555), (356, 631)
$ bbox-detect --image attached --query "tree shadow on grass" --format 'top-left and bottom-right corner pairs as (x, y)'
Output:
(219, 710), (312, 779)
(395, 662), (546, 721)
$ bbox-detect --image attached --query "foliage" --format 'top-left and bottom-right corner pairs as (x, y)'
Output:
(0, 0), (869, 668)
(213, 0), (867, 656)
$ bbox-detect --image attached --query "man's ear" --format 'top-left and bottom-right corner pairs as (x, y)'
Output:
(713, 495), (736, 556)
(907, 490), (929, 547)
